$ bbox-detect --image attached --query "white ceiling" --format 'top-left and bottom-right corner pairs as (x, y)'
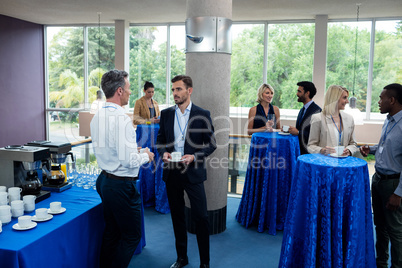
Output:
(0, 0), (401, 25)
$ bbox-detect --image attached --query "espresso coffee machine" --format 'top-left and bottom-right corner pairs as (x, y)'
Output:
(0, 145), (51, 202)
(26, 141), (74, 192)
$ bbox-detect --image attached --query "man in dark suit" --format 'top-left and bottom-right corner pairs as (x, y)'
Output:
(288, 81), (322, 154)
(156, 75), (217, 268)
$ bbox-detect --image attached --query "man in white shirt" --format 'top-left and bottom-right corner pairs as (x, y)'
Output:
(90, 69), (154, 268)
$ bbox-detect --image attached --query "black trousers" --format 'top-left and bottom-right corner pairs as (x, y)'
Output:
(96, 173), (142, 268)
(165, 168), (210, 265)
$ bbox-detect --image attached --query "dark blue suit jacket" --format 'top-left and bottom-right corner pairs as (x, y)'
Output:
(296, 101), (321, 155)
(156, 104), (217, 184)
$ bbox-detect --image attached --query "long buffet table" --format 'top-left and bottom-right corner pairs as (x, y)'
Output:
(0, 184), (145, 268)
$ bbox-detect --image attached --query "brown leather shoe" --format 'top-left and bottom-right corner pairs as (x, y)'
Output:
(170, 257), (189, 268)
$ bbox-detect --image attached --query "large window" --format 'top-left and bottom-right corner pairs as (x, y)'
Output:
(230, 23), (314, 113)
(371, 20), (402, 113)
(47, 27), (84, 109)
(169, 25), (186, 105)
(129, 26), (167, 108)
(46, 26), (115, 145)
(267, 23), (315, 109)
(230, 24), (264, 108)
(327, 21), (372, 112)
(129, 25), (186, 108)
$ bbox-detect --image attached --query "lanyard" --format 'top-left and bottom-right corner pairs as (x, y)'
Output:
(381, 116), (401, 144)
(331, 114), (343, 146)
(175, 108), (189, 141)
(103, 106), (117, 109)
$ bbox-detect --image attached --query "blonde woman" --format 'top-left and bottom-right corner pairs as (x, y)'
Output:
(133, 81), (160, 125)
(307, 85), (357, 156)
(247, 83), (281, 135)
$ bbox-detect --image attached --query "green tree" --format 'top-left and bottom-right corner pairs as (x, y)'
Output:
(49, 68), (105, 108)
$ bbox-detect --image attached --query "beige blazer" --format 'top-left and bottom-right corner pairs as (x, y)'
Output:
(133, 96), (160, 125)
(307, 111), (358, 155)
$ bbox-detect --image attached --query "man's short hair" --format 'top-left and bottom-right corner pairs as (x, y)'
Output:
(384, 83), (402, 105)
(297, 81), (317, 99)
(101, 70), (128, 99)
(172, 75), (193, 89)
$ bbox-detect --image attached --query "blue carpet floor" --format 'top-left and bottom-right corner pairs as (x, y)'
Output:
(130, 196), (283, 268)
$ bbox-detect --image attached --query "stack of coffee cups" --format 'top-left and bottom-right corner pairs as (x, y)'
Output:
(8, 187), (22, 202)
(0, 205), (11, 225)
(11, 200), (24, 218)
(0, 191), (7, 206)
(23, 195), (36, 213)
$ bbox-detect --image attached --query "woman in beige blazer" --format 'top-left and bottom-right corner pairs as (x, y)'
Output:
(307, 85), (358, 156)
(133, 81), (160, 125)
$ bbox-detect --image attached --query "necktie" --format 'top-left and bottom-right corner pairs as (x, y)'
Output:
(296, 107), (305, 130)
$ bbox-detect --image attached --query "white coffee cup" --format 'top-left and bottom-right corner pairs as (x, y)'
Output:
(8, 187), (21, 202)
(282, 125), (290, 133)
(50, 201), (62, 212)
(23, 195), (36, 212)
(0, 205), (11, 216)
(0, 186), (6, 192)
(139, 148), (147, 153)
(0, 214), (11, 225)
(9, 193), (20, 202)
(334, 146), (345, 156)
(11, 200), (24, 209)
(11, 207), (24, 218)
(0, 192), (8, 206)
(8, 187), (22, 195)
(18, 215), (32, 228)
(35, 208), (49, 219)
(171, 152), (182, 161)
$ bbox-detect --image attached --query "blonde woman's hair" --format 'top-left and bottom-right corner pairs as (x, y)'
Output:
(256, 83), (275, 103)
(322, 85), (349, 115)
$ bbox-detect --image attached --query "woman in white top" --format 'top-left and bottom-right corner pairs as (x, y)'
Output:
(307, 85), (358, 156)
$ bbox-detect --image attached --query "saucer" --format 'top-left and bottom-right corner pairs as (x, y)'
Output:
(278, 132), (290, 136)
(32, 214), (53, 222)
(329, 153), (348, 158)
(168, 159), (184, 162)
(12, 222), (37, 231)
(47, 207), (66, 215)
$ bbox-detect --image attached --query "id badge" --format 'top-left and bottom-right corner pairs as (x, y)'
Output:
(379, 146), (384, 154)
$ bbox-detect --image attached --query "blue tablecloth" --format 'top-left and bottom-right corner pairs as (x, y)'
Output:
(279, 154), (376, 268)
(236, 132), (300, 235)
(136, 124), (170, 214)
(0, 184), (145, 268)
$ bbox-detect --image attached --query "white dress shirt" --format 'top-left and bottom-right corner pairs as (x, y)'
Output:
(90, 102), (149, 177)
(174, 101), (192, 155)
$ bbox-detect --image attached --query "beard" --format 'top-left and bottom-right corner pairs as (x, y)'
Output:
(297, 96), (304, 103)
(174, 95), (188, 105)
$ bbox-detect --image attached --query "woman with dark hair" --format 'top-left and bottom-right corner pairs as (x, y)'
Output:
(133, 81), (160, 125)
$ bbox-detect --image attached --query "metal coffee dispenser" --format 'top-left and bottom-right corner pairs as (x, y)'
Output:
(0, 145), (51, 202)
(26, 141), (74, 192)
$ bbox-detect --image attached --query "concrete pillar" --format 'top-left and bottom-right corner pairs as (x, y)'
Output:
(114, 20), (130, 72)
(185, 0), (232, 234)
(312, 15), (328, 107)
